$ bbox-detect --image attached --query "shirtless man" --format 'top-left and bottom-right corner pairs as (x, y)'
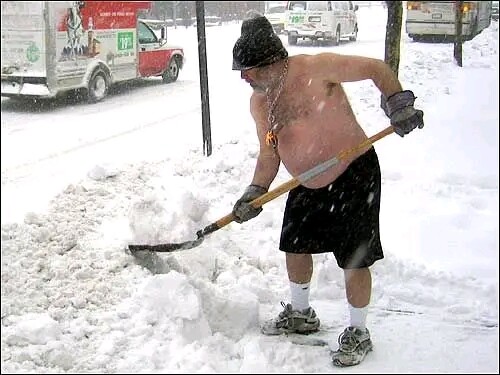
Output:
(231, 13), (424, 367)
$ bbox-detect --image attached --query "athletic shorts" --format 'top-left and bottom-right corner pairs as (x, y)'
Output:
(279, 147), (384, 269)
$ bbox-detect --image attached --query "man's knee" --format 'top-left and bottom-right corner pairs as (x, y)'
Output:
(286, 252), (312, 264)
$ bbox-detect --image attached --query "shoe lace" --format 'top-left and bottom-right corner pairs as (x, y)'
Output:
(275, 301), (297, 328)
(277, 301), (293, 317)
(337, 328), (361, 352)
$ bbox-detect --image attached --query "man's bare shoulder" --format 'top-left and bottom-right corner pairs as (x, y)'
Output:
(250, 90), (266, 106)
(291, 52), (343, 64)
(250, 91), (267, 123)
(290, 53), (345, 77)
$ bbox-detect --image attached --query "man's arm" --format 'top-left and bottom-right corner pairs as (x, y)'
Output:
(249, 93), (281, 189)
(309, 52), (424, 138)
(309, 52), (403, 98)
(231, 93), (281, 224)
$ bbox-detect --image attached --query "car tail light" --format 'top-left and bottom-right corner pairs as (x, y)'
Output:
(407, 1), (421, 10)
(461, 2), (474, 12)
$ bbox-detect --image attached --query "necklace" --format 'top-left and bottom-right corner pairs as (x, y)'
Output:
(265, 58), (288, 149)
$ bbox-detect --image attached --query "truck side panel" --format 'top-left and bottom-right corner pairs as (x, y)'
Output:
(1, 1), (50, 96)
(54, 1), (148, 86)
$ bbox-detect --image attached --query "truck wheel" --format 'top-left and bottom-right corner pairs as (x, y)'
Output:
(333, 27), (341, 46)
(349, 25), (358, 41)
(288, 34), (298, 45)
(163, 57), (180, 83)
(88, 68), (109, 103)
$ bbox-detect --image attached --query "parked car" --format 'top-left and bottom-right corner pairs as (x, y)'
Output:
(264, 4), (287, 34)
(492, 1), (499, 20)
(284, 1), (359, 46)
(191, 15), (222, 27)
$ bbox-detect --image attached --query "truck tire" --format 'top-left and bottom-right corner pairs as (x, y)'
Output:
(162, 57), (180, 83)
(349, 25), (358, 41)
(333, 26), (341, 46)
(288, 34), (298, 45)
(88, 68), (109, 103)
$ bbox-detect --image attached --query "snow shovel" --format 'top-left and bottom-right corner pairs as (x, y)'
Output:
(128, 125), (395, 254)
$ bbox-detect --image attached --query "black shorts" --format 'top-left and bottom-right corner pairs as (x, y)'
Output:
(279, 147), (384, 269)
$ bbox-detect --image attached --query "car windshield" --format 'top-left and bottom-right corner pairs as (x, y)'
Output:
(267, 6), (285, 14)
(306, 1), (328, 11)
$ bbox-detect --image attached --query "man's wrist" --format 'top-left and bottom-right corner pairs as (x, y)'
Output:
(247, 184), (268, 193)
(386, 90), (417, 117)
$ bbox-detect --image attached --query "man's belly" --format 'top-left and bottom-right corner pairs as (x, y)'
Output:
(277, 121), (369, 189)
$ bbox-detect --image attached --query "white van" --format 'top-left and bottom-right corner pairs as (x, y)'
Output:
(284, 1), (359, 45)
(406, 1), (492, 41)
(264, 3), (287, 34)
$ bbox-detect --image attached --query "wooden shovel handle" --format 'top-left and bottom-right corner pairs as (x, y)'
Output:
(210, 126), (395, 232)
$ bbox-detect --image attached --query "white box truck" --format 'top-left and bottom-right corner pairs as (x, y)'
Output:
(1, 1), (184, 102)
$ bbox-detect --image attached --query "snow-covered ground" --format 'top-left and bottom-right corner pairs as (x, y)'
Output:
(1, 5), (498, 373)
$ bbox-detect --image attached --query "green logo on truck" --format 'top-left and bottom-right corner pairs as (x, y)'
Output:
(26, 42), (40, 62)
(290, 14), (305, 24)
(117, 32), (134, 51)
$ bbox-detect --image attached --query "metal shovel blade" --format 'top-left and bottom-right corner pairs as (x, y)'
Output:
(128, 231), (204, 253)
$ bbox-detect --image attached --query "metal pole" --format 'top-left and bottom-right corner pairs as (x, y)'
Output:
(195, 1), (212, 156)
(454, 1), (464, 67)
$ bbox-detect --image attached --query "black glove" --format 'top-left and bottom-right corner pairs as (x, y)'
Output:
(384, 90), (424, 137)
(232, 184), (268, 223)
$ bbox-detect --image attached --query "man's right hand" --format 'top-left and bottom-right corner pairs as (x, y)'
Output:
(232, 185), (268, 223)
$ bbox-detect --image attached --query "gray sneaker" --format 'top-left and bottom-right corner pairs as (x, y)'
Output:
(331, 326), (373, 367)
(261, 301), (320, 335)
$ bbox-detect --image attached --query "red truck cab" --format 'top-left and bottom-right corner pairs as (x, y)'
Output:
(137, 19), (183, 83)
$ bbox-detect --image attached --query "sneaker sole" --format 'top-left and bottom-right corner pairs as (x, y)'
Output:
(331, 340), (373, 367)
(261, 317), (320, 336)
(261, 326), (320, 336)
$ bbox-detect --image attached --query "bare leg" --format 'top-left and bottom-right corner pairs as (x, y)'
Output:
(286, 253), (313, 283)
(260, 253), (320, 335)
(343, 267), (372, 307)
(332, 267), (374, 367)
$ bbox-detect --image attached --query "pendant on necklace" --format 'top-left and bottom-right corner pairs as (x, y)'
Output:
(265, 59), (288, 151)
(265, 130), (278, 149)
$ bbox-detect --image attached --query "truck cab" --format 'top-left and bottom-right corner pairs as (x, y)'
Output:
(137, 19), (182, 82)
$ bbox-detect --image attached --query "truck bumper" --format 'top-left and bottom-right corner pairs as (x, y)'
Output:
(1, 79), (53, 98)
(406, 22), (472, 36)
(287, 29), (334, 39)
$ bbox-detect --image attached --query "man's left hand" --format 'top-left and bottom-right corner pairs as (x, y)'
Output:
(391, 106), (424, 137)
(384, 90), (424, 137)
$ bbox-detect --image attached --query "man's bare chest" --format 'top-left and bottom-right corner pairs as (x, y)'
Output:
(271, 81), (340, 125)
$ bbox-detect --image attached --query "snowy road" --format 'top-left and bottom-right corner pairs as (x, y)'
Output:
(1, 78), (206, 223)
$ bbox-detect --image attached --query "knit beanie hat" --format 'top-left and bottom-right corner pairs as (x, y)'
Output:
(232, 11), (288, 71)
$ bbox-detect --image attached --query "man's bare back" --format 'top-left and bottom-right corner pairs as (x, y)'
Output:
(251, 55), (369, 189)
